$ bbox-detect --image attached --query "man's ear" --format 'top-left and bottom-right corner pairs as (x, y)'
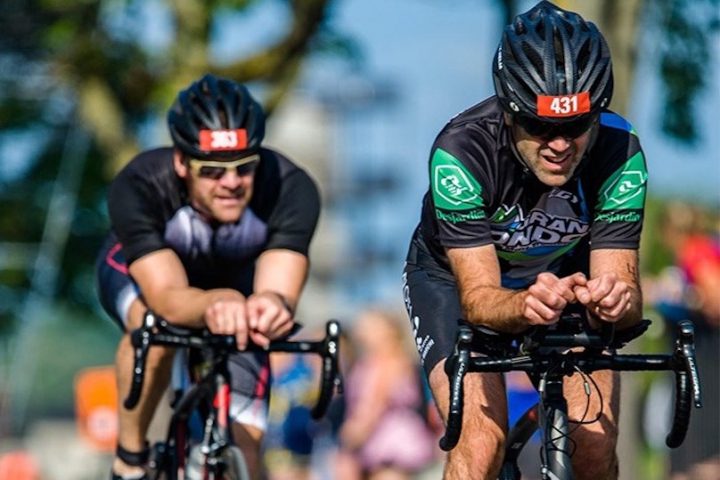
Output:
(173, 149), (189, 178)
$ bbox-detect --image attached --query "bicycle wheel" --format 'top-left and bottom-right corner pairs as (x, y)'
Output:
(185, 445), (250, 480)
(218, 446), (250, 480)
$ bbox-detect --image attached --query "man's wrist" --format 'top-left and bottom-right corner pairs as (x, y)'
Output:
(266, 291), (294, 315)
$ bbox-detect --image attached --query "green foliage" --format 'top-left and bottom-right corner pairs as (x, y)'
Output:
(653, 0), (720, 142)
(1, 303), (120, 416)
(640, 196), (676, 275)
(0, 0), (339, 319)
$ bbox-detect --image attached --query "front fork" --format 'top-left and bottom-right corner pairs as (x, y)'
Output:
(538, 376), (574, 480)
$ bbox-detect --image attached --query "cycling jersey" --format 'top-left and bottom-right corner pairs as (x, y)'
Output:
(96, 145), (320, 429)
(411, 96), (647, 287)
(106, 146), (319, 292)
(404, 96), (647, 373)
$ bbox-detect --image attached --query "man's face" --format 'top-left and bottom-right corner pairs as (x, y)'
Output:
(508, 114), (597, 187)
(174, 151), (258, 223)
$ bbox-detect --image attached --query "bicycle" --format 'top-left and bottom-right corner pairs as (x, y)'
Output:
(123, 310), (343, 480)
(438, 313), (703, 480)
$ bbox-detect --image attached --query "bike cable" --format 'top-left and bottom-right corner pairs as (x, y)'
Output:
(568, 365), (604, 426)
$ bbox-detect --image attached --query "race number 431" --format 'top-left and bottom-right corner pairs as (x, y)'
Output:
(199, 129), (248, 151)
(537, 92), (590, 117)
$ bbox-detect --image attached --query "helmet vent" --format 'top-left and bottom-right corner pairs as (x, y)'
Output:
(577, 40), (592, 74)
(521, 41), (545, 79)
(553, 33), (566, 71)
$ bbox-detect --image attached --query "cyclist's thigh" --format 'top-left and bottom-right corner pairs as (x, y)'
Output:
(565, 370), (620, 448)
(227, 351), (270, 432)
(403, 261), (508, 432)
(402, 261), (463, 377)
(96, 234), (140, 330)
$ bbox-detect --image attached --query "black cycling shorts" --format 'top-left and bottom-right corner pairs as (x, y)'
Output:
(402, 239), (468, 377)
(95, 236), (271, 430)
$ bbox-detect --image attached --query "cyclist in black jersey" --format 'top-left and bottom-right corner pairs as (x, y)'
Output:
(402, 2), (647, 479)
(95, 74), (320, 480)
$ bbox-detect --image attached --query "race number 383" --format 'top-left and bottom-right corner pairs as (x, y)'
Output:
(537, 92), (590, 117)
(199, 129), (248, 151)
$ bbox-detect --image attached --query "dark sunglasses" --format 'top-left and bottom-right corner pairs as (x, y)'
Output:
(514, 114), (598, 140)
(188, 154), (260, 179)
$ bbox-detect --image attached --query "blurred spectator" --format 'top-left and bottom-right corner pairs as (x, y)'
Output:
(0, 451), (41, 480)
(334, 308), (438, 480)
(645, 202), (720, 480)
(263, 352), (319, 480)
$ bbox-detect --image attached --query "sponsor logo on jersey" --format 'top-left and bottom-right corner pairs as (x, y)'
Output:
(435, 165), (480, 206)
(436, 209), (486, 223)
(595, 211), (642, 223)
(431, 148), (485, 221)
(199, 129), (248, 151)
(492, 210), (590, 251)
(490, 203), (590, 251)
(598, 152), (647, 211)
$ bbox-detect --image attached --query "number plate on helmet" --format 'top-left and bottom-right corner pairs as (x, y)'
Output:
(199, 129), (248, 151)
(537, 92), (590, 117)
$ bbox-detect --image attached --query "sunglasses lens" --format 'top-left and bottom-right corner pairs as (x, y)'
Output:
(516, 115), (596, 140)
(198, 166), (227, 179)
(517, 117), (552, 137)
(191, 154), (260, 179)
(564, 117), (595, 137)
(235, 161), (259, 176)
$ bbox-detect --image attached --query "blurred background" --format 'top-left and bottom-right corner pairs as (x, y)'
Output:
(0, 0), (718, 478)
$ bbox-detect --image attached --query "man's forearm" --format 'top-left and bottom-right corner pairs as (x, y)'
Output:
(461, 285), (530, 333)
(147, 287), (244, 327)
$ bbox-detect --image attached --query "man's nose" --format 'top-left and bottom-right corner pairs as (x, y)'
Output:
(218, 169), (246, 188)
(546, 136), (573, 152)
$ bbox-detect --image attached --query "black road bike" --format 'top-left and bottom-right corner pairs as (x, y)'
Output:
(439, 314), (702, 480)
(123, 311), (342, 480)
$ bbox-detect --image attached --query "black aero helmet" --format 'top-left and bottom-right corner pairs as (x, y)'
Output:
(492, 1), (613, 123)
(168, 74), (265, 159)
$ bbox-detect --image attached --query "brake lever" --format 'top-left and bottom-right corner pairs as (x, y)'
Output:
(677, 321), (703, 408)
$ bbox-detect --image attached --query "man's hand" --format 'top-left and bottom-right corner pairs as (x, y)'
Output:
(573, 272), (631, 325)
(204, 291), (249, 349)
(523, 272), (587, 326)
(246, 292), (294, 348)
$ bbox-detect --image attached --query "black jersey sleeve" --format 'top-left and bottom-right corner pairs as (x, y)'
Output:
(264, 169), (320, 256)
(587, 113), (648, 250)
(429, 126), (496, 249)
(107, 149), (180, 264)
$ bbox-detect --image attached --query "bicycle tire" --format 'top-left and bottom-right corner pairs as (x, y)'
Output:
(542, 405), (574, 480)
(184, 445), (250, 480)
(218, 445), (251, 480)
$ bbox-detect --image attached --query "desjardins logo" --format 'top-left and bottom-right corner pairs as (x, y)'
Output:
(434, 165), (481, 206)
(595, 211), (641, 223)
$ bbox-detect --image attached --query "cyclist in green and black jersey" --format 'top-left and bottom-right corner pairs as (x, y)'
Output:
(402, 2), (647, 479)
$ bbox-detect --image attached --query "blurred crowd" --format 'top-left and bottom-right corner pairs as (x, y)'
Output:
(262, 308), (443, 480)
(642, 201), (720, 480)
